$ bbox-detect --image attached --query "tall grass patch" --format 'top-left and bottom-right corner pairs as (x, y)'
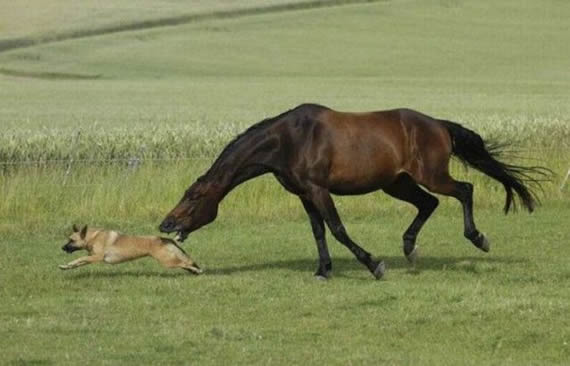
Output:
(1, 155), (566, 240)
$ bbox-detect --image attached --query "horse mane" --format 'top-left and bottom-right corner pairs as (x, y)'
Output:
(198, 108), (293, 181)
(217, 103), (327, 160)
(198, 104), (328, 183)
(218, 114), (281, 159)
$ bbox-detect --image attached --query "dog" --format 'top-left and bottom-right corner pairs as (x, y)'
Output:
(59, 224), (202, 274)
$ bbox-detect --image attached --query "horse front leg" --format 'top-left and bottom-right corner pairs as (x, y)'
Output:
(304, 185), (385, 280)
(300, 198), (332, 279)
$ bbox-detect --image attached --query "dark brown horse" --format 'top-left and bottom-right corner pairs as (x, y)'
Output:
(159, 104), (545, 279)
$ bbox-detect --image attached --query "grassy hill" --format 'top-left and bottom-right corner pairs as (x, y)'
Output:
(0, 0), (318, 42)
(0, 0), (568, 159)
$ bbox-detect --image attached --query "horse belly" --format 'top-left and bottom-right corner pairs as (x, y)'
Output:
(327, 151), (399, 195)
(309, 111), (405, 194)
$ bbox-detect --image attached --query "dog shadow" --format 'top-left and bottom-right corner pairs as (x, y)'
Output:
(63, 255), (526, 280)
(65, 270), (194, 280)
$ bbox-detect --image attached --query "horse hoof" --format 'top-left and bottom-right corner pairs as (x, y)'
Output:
(373, 260), (385, 280)
(479, 236), (490, 252)
(405, 245), (419, 264)
(474, 233), (490, 253)
(315, 274), (329, 281)
(314, 270), (331, 280)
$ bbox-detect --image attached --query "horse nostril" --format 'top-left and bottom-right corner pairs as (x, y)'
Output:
(159, 217), (176, 232)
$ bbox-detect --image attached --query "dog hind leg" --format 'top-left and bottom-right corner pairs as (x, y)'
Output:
(153, 244), (202, 274)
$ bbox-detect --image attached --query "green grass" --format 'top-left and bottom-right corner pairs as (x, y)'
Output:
(1, 0), (569, 364)
(1, 207), (569, 365)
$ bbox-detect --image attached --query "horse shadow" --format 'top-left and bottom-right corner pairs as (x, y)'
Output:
(206, 255), (527, 278)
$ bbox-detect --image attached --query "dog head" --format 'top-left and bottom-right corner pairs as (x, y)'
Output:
(62, 224), (89, 253)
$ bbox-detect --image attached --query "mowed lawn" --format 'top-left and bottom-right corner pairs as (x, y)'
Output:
(1, 0), (569, 365)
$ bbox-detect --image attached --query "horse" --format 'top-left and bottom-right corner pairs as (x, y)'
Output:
(159, 104), (547, 279)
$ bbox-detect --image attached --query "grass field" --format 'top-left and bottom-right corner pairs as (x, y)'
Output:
(0, 0), (317, 43)
(1, 0), (569, 364)
(1, 207), (569, 365)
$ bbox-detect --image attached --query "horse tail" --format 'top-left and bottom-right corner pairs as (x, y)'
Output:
(440, 120), (548, 214)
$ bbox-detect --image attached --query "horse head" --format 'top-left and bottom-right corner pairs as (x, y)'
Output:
(159, 179), (221, 242)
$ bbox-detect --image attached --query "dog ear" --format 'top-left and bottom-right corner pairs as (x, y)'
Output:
(72, 224), (79, 232)
(80, 225), (88, 239)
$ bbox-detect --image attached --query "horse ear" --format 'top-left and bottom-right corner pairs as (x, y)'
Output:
(80, 225), (88, 239)
(72, 224), (79, 232)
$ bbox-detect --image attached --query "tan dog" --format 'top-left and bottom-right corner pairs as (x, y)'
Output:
(59, 225), (202, 274)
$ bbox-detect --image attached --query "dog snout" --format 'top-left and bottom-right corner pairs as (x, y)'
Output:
(62, 241), (77, 253)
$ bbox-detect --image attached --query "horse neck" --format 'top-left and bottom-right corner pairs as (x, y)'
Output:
(201, 127), (279, 198)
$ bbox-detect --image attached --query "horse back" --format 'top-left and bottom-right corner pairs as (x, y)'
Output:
(283, 106), (452, 194)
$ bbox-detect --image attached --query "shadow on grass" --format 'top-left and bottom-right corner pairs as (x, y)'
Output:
(207, 255), (527, 277)
(64, 270), (197, 280)
(63, 255), (527, 280)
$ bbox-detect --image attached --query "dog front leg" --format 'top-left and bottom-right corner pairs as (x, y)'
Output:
(59, 255), (101, 270)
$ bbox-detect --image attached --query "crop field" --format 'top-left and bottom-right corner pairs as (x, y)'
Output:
(1, 0), (569, 365)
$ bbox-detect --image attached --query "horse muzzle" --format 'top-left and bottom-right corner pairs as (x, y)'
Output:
(159, 218), (190, 242)
(158, 216), (178, 233)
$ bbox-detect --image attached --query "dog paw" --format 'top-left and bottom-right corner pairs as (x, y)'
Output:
(185, 266), (203, 275)
(59, 264), (71, 270)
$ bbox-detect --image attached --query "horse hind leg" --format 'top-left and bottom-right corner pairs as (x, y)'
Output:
(383, 174), (439, 263)
(424, 174), (490, 252)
